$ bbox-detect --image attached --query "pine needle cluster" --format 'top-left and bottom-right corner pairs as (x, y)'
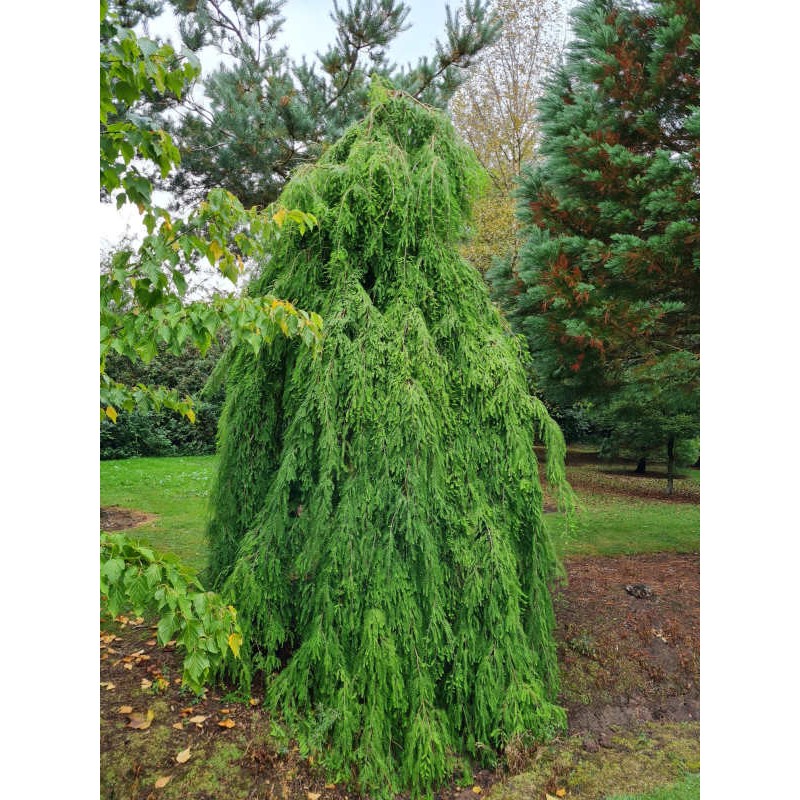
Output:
(207, 84), (570, 798)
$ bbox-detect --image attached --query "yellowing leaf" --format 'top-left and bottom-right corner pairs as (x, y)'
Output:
(218, 718), (236, 728)
(155, 776), (171, 789)
(117, 705), (133, 714)
(176, 746), (191, 764)
(105, 406), (118, 423)
(227, 632), (243, 658)
(249, 698), (260, 707)
(472, 787), (482, 795)
(127, 709), (155, 730)
(556, 790), (567, 798)
(208, 239), (224, 264)
(272, 207), (288, 227)
(186, 408), (196, 424)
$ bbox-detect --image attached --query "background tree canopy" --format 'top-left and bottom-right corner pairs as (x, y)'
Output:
(488, 0), (699, 487)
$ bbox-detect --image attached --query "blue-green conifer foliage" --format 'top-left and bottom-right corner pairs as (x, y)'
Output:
(206, 87), (571, 797)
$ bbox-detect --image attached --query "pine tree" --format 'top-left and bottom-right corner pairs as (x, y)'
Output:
(207, 85), (572, 798)
(156, 0), (501, 209)
(488, 0), (699, 486)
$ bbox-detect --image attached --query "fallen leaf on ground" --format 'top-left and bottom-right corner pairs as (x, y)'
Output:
(249, 698), (260, 706)
(100, 682), (116, 691)
(218, 719), (236, 728)
(556, 790), (567, 798)
(176, 746), (191, 764)
(127, 709), (155, 730)
(123, 663), (133, 671)
(117, 705), (133, 714)
(172, 722), (184, 730)
(154, 776), (171, 789)
(220, 708), (230, 714)
(180, 707), (194, 715)
(188, 716), (207, 725)
(325, 783), (336, 789)
(146, 639), (157, 647)
(307, 793), (321, 800)
(141, 678), (153, 689)
(472, 787), (482, 794)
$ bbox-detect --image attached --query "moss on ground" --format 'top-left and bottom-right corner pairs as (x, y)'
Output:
(487, 722), (699, 800)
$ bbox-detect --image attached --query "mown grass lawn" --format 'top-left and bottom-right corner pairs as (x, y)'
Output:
(101, 450), (700, 572)
(101, 455), (215, 572)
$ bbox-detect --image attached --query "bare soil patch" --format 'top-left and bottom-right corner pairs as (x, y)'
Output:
(101, 505), (158, 531)
(555, 553), (699, 744)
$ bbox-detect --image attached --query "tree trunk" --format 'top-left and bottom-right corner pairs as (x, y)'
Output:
(666, 436), (675, 495)
(635, 457), (647, 474)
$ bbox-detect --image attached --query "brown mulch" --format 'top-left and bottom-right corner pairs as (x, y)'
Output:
(100, 549), (699, 799)
(101, 505), (158, 531)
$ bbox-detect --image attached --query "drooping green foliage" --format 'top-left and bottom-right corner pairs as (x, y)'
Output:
(207, 86), (572, 797)
(488, 0), (699, 482)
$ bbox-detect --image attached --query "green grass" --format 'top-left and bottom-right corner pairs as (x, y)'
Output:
(549, 493), (699, 559)
(604, 772), (700, 800)
(100, 449), (699, 573)
(100, 455), (216, 572)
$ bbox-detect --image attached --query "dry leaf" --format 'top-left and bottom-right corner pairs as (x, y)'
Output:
(100, 681), (116, 691)
(249, 698), (260, 706)
(307, 793), (321, 800)
(146, 639), (157, 647)
(180, 707), (194, 715)
(123, 663), (133, 671)
(176, 746), (191, 764)
(127, 709), (155, 730)
(117, 705), (134, 714)
(545, 795), (558, 800)
(220, 708), (230, 714)
(325, 783), (336, 789)
(141, 678), (153, 689)
(218, 719), (236, 729)
(188, 715), (207, 725)
(472, 787), (482, 794)
(556, 790), (567, 798)
(172, 722), (184, 730)
(154, 776), (171, 789)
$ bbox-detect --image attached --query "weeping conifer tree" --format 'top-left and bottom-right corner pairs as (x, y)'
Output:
(207, 83), (572, 798)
